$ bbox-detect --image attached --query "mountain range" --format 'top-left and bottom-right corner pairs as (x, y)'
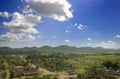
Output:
(0, 45), (118, 52)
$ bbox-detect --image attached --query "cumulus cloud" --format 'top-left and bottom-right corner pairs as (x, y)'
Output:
(26, 34), (36, 40)
(64, 39), (70, 43)
(0, 11), (9, 18)
(86, 40), (118, 49)
(107, 40), (115, 44)
(100, 40), (116, 46)
(0, 32), (22, 41)
(88, 38), (92, 41)
(0, 0), (73, 42)
(26, 0), (73, 21)
(3, 12), (41, 34)
(115, 35), (120, 38)
(0, 12), (41, 41)
(0, 32), (36, 41)
(37, 36), (42, 39)
(98, 40), (116, 48)
(18, 5), (33, 14)
(87, 43), (92, 46)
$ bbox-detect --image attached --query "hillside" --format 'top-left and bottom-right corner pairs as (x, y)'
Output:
(0, 45), (119, 54)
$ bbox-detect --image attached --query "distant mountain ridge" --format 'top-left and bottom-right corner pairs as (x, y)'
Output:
(0, 45), (119, 52)
(39, 45), (105, 50)
(0, 47), (11, 49)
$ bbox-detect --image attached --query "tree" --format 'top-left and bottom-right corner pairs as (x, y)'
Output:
(10, 68), (16, 78)
(1, 71), (7, 78)
(54, 76), (58, 79)
(0, 62), (8, 70)
(84, 65), (106, 79)
(102, 61), (112, 69)
(77, 74), (82, 79)
(102, 61), (119, 70)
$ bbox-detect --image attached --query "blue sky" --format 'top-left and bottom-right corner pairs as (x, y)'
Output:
(0, 0), (120, 48)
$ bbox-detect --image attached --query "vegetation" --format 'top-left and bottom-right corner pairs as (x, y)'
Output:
(0, 46), (120, 79)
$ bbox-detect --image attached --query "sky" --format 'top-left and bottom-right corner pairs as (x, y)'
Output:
(0, 0), (120, 48)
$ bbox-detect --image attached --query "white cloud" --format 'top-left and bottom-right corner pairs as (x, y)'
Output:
(0, 32), (21, 41)
(37, 36), (42, 39)
(87, 43), (92, 46)
(27, 35), (36, 40)
(65, 30), (69, 33)
(115, 35), (120, 38)
(0, 11), (9, 18)
(64, 39), (70, 43)
(77, 24), (84, 30)
(0, 32), (36, 41)
(74, 23), (78, 26)
(26, 0), (73, 21)
(0, 12), (41, 41)
(0, 12), (2, 15)
(86, 40), (118, 49)
(101, 40), (116, 45)
(0, 0), (73, 44)
(107, 40), (115, 44)
(74, 23), (86, 30)
(99, 40), (116, 48)
(18, 5), (33, 14)
(3, 12), (41, 34)
(65, 29), (71, 33)
(65, 23), (86, 34)
(88, 38), (92, 41)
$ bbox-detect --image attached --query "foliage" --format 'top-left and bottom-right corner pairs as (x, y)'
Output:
(103, 61), (119, 70)
(0, 47), (120, 78)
